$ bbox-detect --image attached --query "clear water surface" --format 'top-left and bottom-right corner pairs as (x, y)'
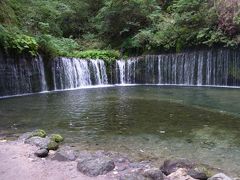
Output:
(0, 85), (240, 176)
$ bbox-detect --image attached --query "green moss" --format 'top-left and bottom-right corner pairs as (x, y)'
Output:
(50, 134), (64, 143)
(32, 129), (47, 138)
(47, 141), (59, 151)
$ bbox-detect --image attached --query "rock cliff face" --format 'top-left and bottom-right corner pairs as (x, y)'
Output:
(0, 52), (47, 96)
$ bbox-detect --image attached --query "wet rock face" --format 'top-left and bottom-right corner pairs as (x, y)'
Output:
(51, 146), (78, 161)
(77, 153), (115, 176)
(208, 173), (233, 180)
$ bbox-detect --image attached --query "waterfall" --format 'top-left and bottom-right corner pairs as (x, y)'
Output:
(0, 54), (47, 96)
(115, 49), (240, 86)
(89, 59), (108, 85)
(52, 58), (108, 90)
(116, 60), (126, 84)
(1, 48), (240, 97)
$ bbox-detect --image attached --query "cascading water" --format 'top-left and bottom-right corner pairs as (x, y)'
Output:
(52, 58), (108, 90)
(1, 48), (240, 97)
(116, 60), (126, 84)
(89, 59), (108, 85)
(0, 53), (47, 96)
(115, 49), (240, 86)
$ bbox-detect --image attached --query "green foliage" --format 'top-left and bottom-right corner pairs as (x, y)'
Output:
(1, 0), (240, 56)
(95, 0), (161, 48)
(37, 34), (80, 58)
(0, 25), (38, 56)
(73, 50), (121, 61)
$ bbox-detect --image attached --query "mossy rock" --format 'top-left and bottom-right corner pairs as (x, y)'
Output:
(47, 141), (59, 151)
(50, 134), (64, 143)
(32, 129), (47, 138)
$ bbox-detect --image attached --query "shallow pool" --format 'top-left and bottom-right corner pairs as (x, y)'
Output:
(0, 86), (240, 176)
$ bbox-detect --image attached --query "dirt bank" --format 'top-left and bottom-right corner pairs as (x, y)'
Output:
(0, 141), (114, 180)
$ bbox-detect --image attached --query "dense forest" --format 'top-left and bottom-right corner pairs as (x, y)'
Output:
(0, 0), (240, 59)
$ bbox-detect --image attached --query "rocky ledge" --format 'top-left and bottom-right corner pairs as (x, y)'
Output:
(0, 130), (238, 180)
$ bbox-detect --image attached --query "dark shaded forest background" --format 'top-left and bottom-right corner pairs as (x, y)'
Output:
(0, 0), (240, 58)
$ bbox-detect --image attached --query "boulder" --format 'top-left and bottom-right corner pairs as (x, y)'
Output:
(208, 173), (233, 180)
(119, 172), (149, 180)
(188, 168), (208, 180)
(51, 146), (77, 161)
(167, 168), (197, 180)
(142, 168), (165, 180)
(18, 132), (33, 141)
(25, 136), (50, 149)
(160, 159), (195, 175)
(77, 153), (115, 176)
(25, 136), (59, 151)
(47, 141), (59, 151)
(160, 159), (208, 180)
(18, 129), (46, 141)
(34, 149), (49, 158)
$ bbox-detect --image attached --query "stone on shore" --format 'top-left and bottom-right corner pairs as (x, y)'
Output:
(160, 159), (208, 180)
(25, 136), (59, 151)
(18, 129), (46, 141)
(34, 148), (49, 158)
(167, 168), (197, 180)
(160, 159), (195, 175)
(51, 146), (77, 161)
(119, 172), (148, 180)
(25, 136), (50, 149)
(77, 153), (115, 176)
(47, 141), (59, 151)
(142, 168), (165, 180)
(208, 173), (233, 180)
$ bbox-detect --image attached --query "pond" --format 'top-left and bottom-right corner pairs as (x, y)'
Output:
(0, 85), (240, 176)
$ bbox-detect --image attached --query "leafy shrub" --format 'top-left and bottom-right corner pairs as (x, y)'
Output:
(37, 34), (80, 58)
(0, 25), (38, 56)
(73, 50), (121, 61)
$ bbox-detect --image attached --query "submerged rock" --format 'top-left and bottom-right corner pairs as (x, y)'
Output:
(208, 173), (233, 180)
(51, 146), (77, 161)
(34, 148), (49, 158)
(77, 153), (115, 176)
